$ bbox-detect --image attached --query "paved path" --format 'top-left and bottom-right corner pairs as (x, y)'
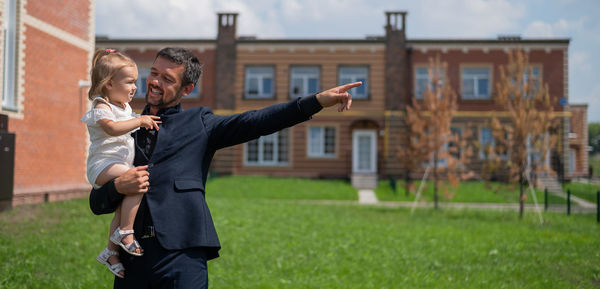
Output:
(358, 189), (378, 204)
(302, 192), (597, 214)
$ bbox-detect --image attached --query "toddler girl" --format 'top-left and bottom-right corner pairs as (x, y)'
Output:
(81, 49), (160, 278)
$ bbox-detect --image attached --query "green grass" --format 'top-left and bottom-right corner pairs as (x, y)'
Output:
(590, 154), (600, 177)
(1, 187), (599, 288)
(564, 182), (600, 203)
(206, 175), (357, 201)
(376, 180), (566, 205)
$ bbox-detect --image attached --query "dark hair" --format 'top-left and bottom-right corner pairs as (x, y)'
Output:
(156, 47), (202, 87)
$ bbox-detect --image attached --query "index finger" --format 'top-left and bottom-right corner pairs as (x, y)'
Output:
(136, 165), (149, 171)
(339, 81), (362, 92)
(150, 116), (161, 120)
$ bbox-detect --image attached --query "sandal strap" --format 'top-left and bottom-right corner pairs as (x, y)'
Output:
(118, 229), (135, 236)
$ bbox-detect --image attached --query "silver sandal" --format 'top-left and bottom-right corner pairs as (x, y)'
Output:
(96, 248), (125, 278)
(110, 227), (144, 256)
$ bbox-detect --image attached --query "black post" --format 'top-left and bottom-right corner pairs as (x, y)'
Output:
(596, 191), (599, 223)
(544, 188), (548, 211)
(567, 189), (571, 216)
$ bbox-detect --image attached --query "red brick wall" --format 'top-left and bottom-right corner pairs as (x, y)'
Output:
(9, 25), (90, 197)
(412, 49), (565, 112)
(25, 0), (90, 41)
(7, 2), (92, 204)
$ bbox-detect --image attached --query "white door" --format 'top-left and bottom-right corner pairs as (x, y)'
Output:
(353, 130), (377, 174)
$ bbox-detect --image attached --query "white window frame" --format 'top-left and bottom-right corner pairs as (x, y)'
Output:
(289, 66), (320, 99)
(2, 0), (17, 111)
(244, 129), (289, 166)
(244, 66), (275, 99)
(461, 66), (491, 100)
(414, 65), (445, 99)
(307, 126), (336, 158)
(338, 66), (368, 99)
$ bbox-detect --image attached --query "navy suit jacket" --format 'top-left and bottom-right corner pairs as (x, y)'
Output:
(89, 95), (322, 259)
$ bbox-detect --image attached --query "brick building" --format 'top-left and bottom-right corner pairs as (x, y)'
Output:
(97, 11), (588, 188)
(0, 0), (95, 208)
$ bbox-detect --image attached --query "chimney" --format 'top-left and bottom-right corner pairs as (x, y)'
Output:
(216, 13), (238, 110)
(384, 11), (408, 110)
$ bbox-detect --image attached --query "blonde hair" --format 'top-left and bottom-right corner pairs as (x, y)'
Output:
(88, 49), (137, 101)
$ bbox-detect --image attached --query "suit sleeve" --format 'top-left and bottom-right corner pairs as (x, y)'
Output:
(89, 179), (124, 215)
(203, 95), (322, 150)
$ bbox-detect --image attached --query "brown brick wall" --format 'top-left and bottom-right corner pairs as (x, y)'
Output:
(26, 0), (90, 41)
(9, 24), (91, 200)
(412, 49), (566, 112)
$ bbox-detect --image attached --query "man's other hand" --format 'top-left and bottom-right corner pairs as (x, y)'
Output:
(114, 165), (150, 195)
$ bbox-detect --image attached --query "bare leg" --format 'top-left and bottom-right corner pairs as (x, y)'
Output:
(96, 163), (143, 255)
(107, 207), (124, 277)
(120, 194), (144, 255)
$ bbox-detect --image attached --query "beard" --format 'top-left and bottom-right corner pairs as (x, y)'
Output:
(146, 86), (185, 112)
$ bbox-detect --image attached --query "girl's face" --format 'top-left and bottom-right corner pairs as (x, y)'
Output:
(106, 65), (138, 107)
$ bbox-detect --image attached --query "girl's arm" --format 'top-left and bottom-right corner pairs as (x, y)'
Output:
(96, 102), (161, 136)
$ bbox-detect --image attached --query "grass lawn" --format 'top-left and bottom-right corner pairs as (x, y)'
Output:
(1, 187), (599, 288)
(206, 175), (358, 201)
(590, 153), (600, 178)
(564, 182), (600, 203)
(376, 180), (566, 205)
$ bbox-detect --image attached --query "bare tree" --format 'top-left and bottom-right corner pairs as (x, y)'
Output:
(404, 55), (473, 209)
(487, 50), (557, 218)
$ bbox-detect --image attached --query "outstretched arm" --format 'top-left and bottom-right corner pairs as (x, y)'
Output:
(203, 82), (363, 150)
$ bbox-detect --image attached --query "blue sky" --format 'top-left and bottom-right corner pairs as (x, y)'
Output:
(96, 0), (600, 122)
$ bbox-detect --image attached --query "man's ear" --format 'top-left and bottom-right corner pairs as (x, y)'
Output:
(181, 83), (194, 97)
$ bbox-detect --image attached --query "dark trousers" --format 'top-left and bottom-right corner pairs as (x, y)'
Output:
(114, 237), (208, 289)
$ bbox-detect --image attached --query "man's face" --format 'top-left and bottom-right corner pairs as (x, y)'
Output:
(146, 56), (190, 111)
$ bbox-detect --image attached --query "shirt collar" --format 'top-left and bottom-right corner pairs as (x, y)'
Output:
(141, 104), (182, 116)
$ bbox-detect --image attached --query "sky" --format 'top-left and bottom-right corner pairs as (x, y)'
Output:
(96, 0), (600, 122)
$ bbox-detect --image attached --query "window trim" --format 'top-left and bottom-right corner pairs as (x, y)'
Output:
(459, 64), (493, 100)
(306, 125), (338, 158)
(243, 65), (276, 100)
(289, 65), (321, 99)
(244, 129), (291, 167)
(337, 65), (370, 100)
(2, 0), (18, 111)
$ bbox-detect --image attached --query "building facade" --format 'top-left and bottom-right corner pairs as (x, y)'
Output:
(0, 0), (95, 208)
(96, 12), (586, 189)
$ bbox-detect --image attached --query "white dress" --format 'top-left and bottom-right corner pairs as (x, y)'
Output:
(81, 97), (139, 188)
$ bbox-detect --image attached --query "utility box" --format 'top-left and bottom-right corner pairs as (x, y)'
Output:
(0, 114), (15, 211)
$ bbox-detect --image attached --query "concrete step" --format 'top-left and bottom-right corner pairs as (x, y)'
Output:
(352, 174), (378, 189)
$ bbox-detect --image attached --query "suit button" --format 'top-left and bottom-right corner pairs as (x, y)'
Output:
(148, 163), (154, 168)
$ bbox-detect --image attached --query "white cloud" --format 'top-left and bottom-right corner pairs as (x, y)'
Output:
(523, 17), (585, 38)
(408, 0), (525, 38)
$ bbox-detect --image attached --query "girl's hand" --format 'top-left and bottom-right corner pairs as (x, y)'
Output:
(138, 115), (161, 130)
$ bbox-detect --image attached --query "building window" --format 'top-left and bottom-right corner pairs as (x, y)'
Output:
(308, 126), (336, 158)
(245, 129), (289, 166)
(462, 67), (491, 99)
(415, 66), (445, 99)
(479, 128), (494, 159)
(2, 0), (17, 111)
(338, 66), (368, 99)
(135, 67), (150, 98)
(290, 66), (320, 99)
(245, 66), (274, 99)
(522, 66), (541, 97)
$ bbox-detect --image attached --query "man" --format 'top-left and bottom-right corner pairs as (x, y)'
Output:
(90, 47), (361, 288)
